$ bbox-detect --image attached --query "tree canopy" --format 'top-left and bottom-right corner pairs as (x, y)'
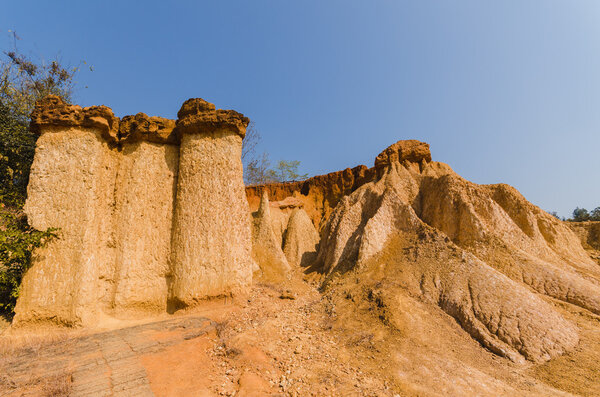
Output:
(568, 207), (600, 222)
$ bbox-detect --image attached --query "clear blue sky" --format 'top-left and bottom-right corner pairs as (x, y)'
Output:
(2, 1), (599, 217)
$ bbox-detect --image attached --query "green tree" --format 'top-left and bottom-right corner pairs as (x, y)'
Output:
(244, 152), (275, 185)
(267, 160), (309, 182)
(242, 121), (276, 185)
(572, 207), (590, 222)
(590, 207), (600, 221)
(548, 211), (563, 221)
(242, 122), (309, 185)
(1, 47), (79, 206)
(0, 209), (56, 317)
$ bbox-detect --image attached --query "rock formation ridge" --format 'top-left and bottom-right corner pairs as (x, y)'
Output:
(310, 139), (599, 363)
(246, 165), (376, 230)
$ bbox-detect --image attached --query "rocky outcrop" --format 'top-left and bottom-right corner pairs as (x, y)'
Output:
(13, 96), (252, 326)
(283, 208), (320, 267)
(246, 165), (376, 230)
(176, 98), (249, 137)
(250, 192), (291, 281)
(30, 95), (120, 143)
(313, 139), (597, 363)
(119, 113), (178, 144)
(374, 139), (431, 178)
(416, 178), (600, 315)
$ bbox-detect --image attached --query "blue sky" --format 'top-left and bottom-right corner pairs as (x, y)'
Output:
(2, 1), (599, 217)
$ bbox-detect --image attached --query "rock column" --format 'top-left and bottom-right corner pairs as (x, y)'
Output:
(169, 99), (253, 306)
(110, 114), (179, 314)
(13, 96), (120, 326)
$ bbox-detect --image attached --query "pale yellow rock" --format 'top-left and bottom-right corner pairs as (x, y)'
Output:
(111, 141), (179, 314)
(269, 207), (290, 248)
(14, 96), (255, 325)
(169, 98), (253, 306)
(314, 140), (592, 363)
(14, 126), (118, 327)
(283, 208), (319, 267)
(251, 191), (291, 281)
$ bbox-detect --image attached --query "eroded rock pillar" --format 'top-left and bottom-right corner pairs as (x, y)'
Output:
(13, 96), (120, 327)
(110, 114), (179, 314)
(169, 99), (253, 306)
(251, 191), (291, 281)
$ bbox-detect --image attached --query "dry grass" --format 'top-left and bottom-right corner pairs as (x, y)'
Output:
(0, 328), (80, 357)
(0, 371), (73, 397)
(40, 373), (73, 397)
(0, 328), (76, 396)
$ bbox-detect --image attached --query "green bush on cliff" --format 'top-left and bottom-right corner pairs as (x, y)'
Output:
(0, 209), (56, 318)
(569, 207), (600, 222)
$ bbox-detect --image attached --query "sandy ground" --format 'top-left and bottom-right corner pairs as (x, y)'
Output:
(1, 272), (599, 396)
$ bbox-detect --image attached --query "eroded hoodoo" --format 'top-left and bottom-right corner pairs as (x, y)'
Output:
(13, 96), (253, 326)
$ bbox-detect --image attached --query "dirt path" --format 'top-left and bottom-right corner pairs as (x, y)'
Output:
(0, 279), (395, 396)
(0, 316), (214, 396)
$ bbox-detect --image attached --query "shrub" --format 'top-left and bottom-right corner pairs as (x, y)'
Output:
(0, 208), (56, 318)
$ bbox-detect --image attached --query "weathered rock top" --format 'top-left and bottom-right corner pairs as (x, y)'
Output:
(374, 139), (431, 173)
(119, 113), (178, 145)
(30, 95), (120, 143)
(30, 96), (250, 144)
(176, 98), (250, 138)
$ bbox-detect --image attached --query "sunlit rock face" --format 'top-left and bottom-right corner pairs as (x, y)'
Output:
(250, 191), (291, 282)
(312, 139), (598, 364)
(169, 98), (253, 307)
(13, 96), (252, 327)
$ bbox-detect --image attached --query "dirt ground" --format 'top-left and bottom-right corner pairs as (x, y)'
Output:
(1, 271), (599, 396)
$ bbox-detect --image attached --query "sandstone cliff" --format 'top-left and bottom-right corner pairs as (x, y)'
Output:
(246, 165), (376, 230)
(13, 96), (252, 326)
